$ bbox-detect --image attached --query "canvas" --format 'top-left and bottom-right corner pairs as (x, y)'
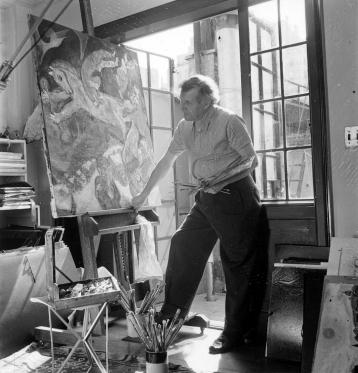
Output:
(24, 17), (160, 217)
(312, 276), (358, 373)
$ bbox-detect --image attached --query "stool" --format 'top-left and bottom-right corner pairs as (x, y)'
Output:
(31, 297), (109, 373)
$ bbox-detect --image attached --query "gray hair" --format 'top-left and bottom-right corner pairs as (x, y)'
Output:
(180, 74), (220, 104)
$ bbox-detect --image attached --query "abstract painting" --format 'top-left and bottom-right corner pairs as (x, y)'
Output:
(24, 17), (159, 217)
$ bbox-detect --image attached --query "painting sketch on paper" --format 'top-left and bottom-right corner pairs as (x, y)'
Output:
(24, 17), (160, 217)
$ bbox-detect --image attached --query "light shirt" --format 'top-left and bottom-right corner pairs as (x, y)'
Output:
(168, 105), (258, 193)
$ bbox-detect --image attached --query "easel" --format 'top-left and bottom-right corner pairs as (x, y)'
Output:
(76, 207), (159, 333)
(77, 207), (210, 335)
(77, 207), (159, 281)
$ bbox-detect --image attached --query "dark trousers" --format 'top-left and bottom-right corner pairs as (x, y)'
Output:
(161, 175), (261, 337)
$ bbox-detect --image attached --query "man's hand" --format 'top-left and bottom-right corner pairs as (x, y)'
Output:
(131, 193), (147, 211)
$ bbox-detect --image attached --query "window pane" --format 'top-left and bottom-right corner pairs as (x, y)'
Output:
(251, 51), (281, 101)
(151, 91), (172, 128)
(152, 128), (171, 162)
(156, 204), (176, 239)
(150, 55), (170, 91)
(282, 44), (308, 96)
(249, 0), (279, 53)
(152, 129), (174, 201)
(287, 149), (313, 199)
(280, 0), (306, 46)
(257, 151), (285, 199)
(253, 100), (283, 150)
(285, 95), (311, 147)
(136, 50), (148, 88)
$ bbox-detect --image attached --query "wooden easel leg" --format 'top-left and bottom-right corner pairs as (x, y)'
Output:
(77, 215), (98, 280)
(82, 309), (94, 367)
(77, 215), (104, 335)
(48, 306), (55, 373)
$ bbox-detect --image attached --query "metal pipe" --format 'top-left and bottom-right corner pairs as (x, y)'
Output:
(79, 0), (95, 36)
(9, 0), (56, 64)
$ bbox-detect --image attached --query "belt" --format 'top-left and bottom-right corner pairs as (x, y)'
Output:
(221, 175), (253, 194)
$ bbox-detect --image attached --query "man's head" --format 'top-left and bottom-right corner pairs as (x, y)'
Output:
(179, 75), (220, 121)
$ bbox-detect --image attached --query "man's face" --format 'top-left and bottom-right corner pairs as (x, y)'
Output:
(180, 87), (209, 121)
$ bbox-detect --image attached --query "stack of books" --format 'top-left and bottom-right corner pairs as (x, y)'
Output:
(0, 182), (35, 208)
(0, 151), (26, 174)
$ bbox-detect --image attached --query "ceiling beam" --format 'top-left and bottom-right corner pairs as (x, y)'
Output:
(94, 0), (238, 42)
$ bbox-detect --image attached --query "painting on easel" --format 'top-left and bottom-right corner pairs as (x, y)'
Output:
(24, 17), (160, 217)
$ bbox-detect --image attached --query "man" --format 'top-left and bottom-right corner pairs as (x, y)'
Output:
(131, 74), (261, 354)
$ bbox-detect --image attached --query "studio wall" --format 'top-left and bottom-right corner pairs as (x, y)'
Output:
(321, 0), (358, 237)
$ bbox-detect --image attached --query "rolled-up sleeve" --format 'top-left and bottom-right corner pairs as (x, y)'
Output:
(227, 116), (255, 155)
(227, 115), (258, 169)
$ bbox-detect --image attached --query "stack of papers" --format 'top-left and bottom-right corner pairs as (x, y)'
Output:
(0, 181), (35, 208)
(0, 151), (25, 174)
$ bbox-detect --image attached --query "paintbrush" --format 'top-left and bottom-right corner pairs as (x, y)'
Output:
(165, 316), (186, 349)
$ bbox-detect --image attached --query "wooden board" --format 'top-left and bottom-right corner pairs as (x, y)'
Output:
(312, 276), (358, 373)
(327, 237), (358, 276)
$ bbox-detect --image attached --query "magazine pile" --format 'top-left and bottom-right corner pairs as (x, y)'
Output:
(0, 150), (26, 175)
(0, 181), (35, 208)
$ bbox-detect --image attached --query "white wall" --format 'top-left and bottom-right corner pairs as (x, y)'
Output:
(322, 0), (358, 237)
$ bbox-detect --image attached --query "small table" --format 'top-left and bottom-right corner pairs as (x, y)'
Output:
(31, 297), (110, 373)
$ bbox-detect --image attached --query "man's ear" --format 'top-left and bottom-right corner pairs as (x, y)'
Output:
(202, 95), (211, 108)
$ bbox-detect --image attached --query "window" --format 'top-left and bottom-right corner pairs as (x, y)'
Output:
(107, 0), (329, 246)
(248, 0), (313, 201)
(124, 46), (177, 270)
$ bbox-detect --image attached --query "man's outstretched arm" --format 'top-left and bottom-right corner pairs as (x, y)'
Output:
(131, 149), (177, 210)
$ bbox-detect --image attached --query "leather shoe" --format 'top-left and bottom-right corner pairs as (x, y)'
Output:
(209, 333), (240, 354)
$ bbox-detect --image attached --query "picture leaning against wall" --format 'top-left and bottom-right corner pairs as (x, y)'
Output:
(24, 16), (160, 217)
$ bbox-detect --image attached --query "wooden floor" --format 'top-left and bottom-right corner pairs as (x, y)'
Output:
(1, 315), (300, 373)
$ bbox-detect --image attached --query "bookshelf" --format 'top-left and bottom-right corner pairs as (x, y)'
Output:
(0, 138), (38, 227)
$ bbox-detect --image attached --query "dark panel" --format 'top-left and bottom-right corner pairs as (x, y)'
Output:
(268, 219), (317, 245)
(275, 244), (329, 263)
(265, 203), (316, 220)
(301, 270), (325, 373)
(266, 266), (304, 362)
(266, 266), (325, 363)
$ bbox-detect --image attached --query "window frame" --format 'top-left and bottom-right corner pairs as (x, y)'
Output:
(239, 0), (329, 245)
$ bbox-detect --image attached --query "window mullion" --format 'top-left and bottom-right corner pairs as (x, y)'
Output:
(277, 0), (289, 200)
